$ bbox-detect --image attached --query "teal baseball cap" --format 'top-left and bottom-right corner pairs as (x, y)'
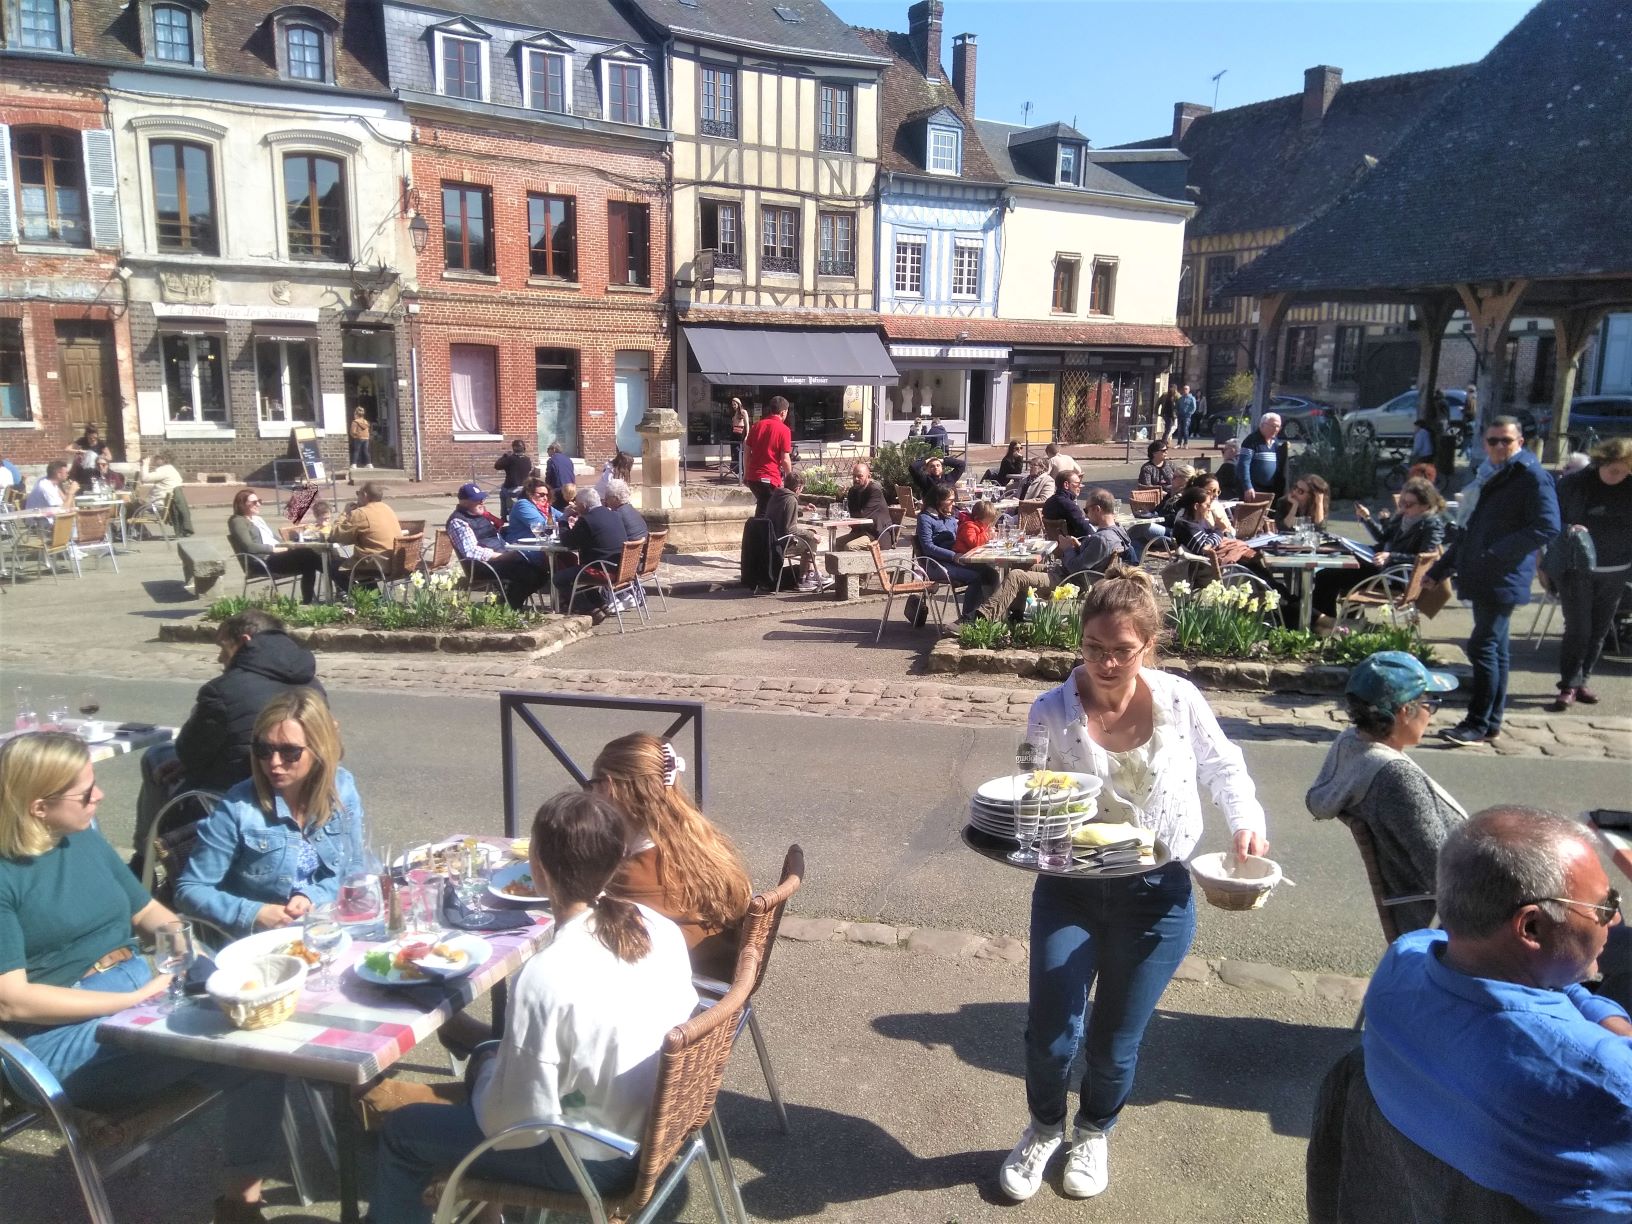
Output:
(1346, 650), (1458, 711)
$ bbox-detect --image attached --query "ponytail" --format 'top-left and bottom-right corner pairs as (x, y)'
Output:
(592, 893), (652, 963)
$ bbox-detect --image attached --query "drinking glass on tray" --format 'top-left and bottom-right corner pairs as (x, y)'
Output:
(1010, 727), (1050, 865)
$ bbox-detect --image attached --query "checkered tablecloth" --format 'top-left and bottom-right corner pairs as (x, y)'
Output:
(0, 724), (174, 764)
(98, 918), (552, 1086)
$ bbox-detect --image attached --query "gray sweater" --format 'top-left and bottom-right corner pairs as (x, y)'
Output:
(1306, 728), (1467, 935)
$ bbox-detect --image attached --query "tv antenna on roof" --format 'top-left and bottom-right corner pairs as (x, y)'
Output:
(1021, 100), (1032, 125)
(1211, 69), (1227, 109)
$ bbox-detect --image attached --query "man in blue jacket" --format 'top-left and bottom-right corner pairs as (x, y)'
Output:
(1425, 417), (1559, 745)
(911, 485), (990, 624)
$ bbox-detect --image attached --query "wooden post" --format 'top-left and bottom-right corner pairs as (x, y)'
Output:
(1249, 294), (1290, 425)
(1413, 292), (1459, 418)
(1545, 307), (1609, 461)
(1455, 280), (1529, 430)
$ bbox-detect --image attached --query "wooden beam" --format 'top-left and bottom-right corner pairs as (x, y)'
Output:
(1249, 294), (1290, 424)
(1543, 306), (1611, 460)
(1454, 280), (1530, 428)
(1412, 291), (1460, 422)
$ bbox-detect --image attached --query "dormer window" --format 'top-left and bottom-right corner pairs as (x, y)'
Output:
(432, 22), (491, 102)
(519, 34), (573, 115)
(287, 26), (323, 79)
(597, 48), (650, 126)
(16, 0), (71, 52)
(143, 0), (204, 69)
(270, 8), (338, 85)
(928, 127), (961, 175)
(1057, 143), (1079, 186)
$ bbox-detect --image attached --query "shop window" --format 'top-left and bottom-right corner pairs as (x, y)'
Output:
(700, 199), (739, 269)
(761, 205), (798, 275)
(523, 48), (568, 113)
(450, 343), (497, 435)
(528, 193), (576, 281)
(951, 240), (981, 298)
(700, 65), (737, 138)
(12, 128), (89, 247)
(1088, 258), (1117, 316)
(818, 211), (854, 277)
(607, 200), (650, 287)
(0, 320), (27, 421)
(283, 152), (348, 260)
(255, 338), (317, 426)
(1333, 325), (1362, 384)
(1052, 255), (1078, 313)
(894, 236), (924, 296)
(442, 182), (493, 274)
(603, 61), (644, 125)
(161, 333), (228, 425)
(1281, 326), (1316, 384)
(819, 84), (852, 153)
(1204, 254), (1235, 311)
(150, 139), (217, 255)
(17, 0), (69, 51)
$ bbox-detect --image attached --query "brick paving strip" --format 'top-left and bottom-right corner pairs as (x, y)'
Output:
(777, 915), (1371, 1005)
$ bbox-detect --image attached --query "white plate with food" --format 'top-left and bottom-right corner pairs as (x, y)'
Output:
(975, 771), (1103, 806)
(488, 861), (548, 904)
(354, 935), (491, 986)
(396, 839), (505, 875)
(215, 926), (352, 972)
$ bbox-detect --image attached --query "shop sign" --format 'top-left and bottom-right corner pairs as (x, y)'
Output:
(781, 375), (831, 385)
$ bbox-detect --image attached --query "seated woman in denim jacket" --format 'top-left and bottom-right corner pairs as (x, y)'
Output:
(177, 687), (364, 938)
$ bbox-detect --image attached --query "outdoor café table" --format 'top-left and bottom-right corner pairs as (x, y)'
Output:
(0, 721), (174, 764)
(958, 539), (1057, 570)
(98, 914), (554, 1222)
(799, 515), (871, 552)
(507, 538), (575, 611)
(1260, 549), (1361, 630)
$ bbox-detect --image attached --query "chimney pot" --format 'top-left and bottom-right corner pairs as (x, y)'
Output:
(907, 0), (945, 78)
(1302, 65), (1342, 125)
(951, 32), (976, 111)
(1172, 101), (1211, 144)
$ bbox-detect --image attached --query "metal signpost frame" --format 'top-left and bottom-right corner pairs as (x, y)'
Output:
(498, 692), (708, 839)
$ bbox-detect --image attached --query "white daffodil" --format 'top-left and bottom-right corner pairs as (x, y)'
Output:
(1170, 580), (1192, 598)
(410, 571), (426, 588)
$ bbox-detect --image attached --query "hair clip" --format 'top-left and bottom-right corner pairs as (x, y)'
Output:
(660, 741), (686, 788)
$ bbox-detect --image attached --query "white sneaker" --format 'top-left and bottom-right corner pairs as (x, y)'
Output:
(997, 1124), (1063, 1201)
(1061, 1126), (1108, 1198)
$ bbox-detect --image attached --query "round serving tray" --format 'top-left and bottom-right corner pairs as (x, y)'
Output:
(961, 824), (1173, 880)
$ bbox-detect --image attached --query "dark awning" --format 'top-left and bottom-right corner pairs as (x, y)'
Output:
(683, 325), (898, 387)
(251, 321), (320, 344)
(158, 317), (229, 338)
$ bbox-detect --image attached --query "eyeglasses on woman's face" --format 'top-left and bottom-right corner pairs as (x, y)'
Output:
(1398, 496), (1421, 511)
(1082, 643), (1143, 668)
(252, 741), (307, 763)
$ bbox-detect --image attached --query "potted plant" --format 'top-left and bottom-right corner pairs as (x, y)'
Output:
(1212, 372), (1255, 445)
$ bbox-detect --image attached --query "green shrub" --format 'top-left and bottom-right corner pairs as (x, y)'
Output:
(1264, 627), (1321, 658)
(956, 618), (1011, 650)
(1296, 419), (1380, 500)
(1166, 579), (1283, 656)
(797, 464), (844, 497)
(1322, 623), (1435, 665)
(199, 573), (548, 634)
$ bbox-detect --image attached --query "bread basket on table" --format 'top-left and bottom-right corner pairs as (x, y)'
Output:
(1188, 853), (1283, 911)
(205, 954), (307, 1030)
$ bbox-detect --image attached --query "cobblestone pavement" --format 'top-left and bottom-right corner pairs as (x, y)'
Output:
(5, 635), (1626, 760)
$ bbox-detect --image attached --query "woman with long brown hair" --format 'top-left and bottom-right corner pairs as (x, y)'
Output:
(369, 790), (696, 1223)
(590, 732), (751, 978)
(176, 688), (364, 937)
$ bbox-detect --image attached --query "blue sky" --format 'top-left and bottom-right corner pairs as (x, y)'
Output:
(827, 0), (1538, 146)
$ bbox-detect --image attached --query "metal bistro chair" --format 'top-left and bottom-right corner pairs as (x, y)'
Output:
(237, 551), (299, 600)
(136, 788), (223, 903)
(73, 507), (119, 574)
(426, 527), (457, 579)
(1337, 550), (1439, 627)
(1230, 499), (1271, 541)
(773, 532), (819, 596)
(125, 489), (171, 545)
(14, 511), (80, 582)
(349, 532), (425, 600)
(567, 538), (648, 631)
(866, 540), (939, 642)
(635, 528), (669, 614)
(696, 846), (805, 1136)
(430, 950), (759, 1224)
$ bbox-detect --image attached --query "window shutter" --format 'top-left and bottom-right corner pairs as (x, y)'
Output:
(608, 201), (629, 284)
(0, 125), (14, 245)
(632, 205), (649, 285)
(81, 128), (121, 250)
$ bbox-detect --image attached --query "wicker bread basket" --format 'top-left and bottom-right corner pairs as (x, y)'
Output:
(206, 954), (307, 1030)
(1188, 853), (1283, 911)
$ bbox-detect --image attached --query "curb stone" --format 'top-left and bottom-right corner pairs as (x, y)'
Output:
(782, 916), (1370, 999)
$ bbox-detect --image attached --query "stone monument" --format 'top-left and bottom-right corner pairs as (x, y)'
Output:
(635, 405), (684, 511)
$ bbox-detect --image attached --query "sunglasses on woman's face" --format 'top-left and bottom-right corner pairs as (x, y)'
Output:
(252, 741), (307, 763)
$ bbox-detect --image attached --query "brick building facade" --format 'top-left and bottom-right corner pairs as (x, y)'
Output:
(0, 58), (133, 466)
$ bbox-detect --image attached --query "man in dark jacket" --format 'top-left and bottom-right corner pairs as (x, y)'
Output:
(837, 460), (891, 550)
(1426, 417), (1560, 745)
(908, 453), (966, 506)
(1042, 471), (1092, 539)
(494, 439), (534, 518)
(542, 441), (575, 509)
(554, 487), (629, 621)
(133, 609), (323, 867)
(1236, 412), (1289, 500)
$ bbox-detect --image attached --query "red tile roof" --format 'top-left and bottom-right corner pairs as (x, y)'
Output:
(882, 315), (1191, 349)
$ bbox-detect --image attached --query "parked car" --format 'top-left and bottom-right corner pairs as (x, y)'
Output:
(1534, 395), (1632, 448)
(1266, 395), (1338, 441)
(1342, 388), (1468, 444)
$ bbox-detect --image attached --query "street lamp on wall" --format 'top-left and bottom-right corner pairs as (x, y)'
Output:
(408, 213), (430, 254)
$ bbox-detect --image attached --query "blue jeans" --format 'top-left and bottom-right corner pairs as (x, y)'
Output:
(937, 562), (992, 619)
(1128, 522), (1167, 559)
(14, 956), (286, 1178)
(1025, 864), (1197, 1134)
(371, 1100), (634, 1224)
(1465, 598), (1516, 734)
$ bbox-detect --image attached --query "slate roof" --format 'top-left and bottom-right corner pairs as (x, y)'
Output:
(396, 0), (650, 43)
(44, 0), (389, 93)
(851, 27), (1002, 184)
(1227, 0), (1632, 296)
(1115, 65), (1467, 238)
(622, 0), (888, 64)
(973, 119), (1175, 204)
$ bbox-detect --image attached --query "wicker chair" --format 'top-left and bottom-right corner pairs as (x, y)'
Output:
(1128, 487), (1163, 516)
(73, 507), (119, 573)
(14, 512), (79, 582)
(636, 528), (669, 613)
(867, 540), (938, 642)
(567, 538), (648, 631)
(695, 845), (804, 1135)
(1230, 500), (1270, 540)
(1337, 550), (1439, 627)
(429, 950), (759, 1224)
(349, 533), (425, 597)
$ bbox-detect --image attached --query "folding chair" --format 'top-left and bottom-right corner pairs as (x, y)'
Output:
(14, 512), (80, 582)
(73, 508), (119, 574)
(429, 951), (758, 1224)
(636, 528), (669, 613)
(867, 541), (939, 642)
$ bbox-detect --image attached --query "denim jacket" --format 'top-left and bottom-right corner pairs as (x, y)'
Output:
(176, 769), (364, 937)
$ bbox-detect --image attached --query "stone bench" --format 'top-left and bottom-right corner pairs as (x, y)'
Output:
(177, 537), (229, 598)
(823, 546), (911, 601)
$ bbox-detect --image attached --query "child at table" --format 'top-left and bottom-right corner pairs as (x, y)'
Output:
(955, 501), (997, 554)
(364, 790), (697, 1224)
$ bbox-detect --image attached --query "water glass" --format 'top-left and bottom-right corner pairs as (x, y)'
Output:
(303, 903), (344, 991)
(154, 920), (194, 1013)
(44, 694), (70, 732)
(13, 687), (38, 733)
(404, 881), (441, 935)
(1009, 727), (1050, 865)
(1037, 798), (1074, 871)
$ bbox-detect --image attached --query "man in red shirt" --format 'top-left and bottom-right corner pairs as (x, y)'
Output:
(744, 396), (794, 515)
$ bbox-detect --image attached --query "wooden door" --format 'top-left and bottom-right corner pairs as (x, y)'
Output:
(55, 322), (121, 450)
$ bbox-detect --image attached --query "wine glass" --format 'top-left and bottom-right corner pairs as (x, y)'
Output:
(1010, 727), (1050, 865)
(78, 690), (101, 718)
(154, 920), (194, 1014)
(303, 903), (344, 990)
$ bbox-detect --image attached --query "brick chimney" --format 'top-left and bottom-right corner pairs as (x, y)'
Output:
(1302, 65), (1342, 125)
(908, 0), (944, 77)
(1172, 102), (1211, 144)
(951, 32), (976, 110)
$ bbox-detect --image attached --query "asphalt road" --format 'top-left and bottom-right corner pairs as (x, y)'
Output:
(7, 665), (1627, 978)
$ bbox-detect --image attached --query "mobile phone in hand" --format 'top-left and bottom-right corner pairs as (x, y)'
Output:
(1589, 809), (1632, 831)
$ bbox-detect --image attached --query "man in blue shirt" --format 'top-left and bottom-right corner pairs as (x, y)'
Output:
(1175, 384), (1198, 447)
(1236, 411), (1288, 500)
(1363, 806), (1632, 1222)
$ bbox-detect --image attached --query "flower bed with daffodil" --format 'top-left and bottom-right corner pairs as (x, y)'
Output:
(932, 578), (1437, 690)
(158, 569), (591, 654)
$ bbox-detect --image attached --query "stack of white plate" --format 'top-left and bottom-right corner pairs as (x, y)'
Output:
(967, 773), (1104, 840)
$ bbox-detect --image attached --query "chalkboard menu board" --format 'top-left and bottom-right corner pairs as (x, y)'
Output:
(289, 427), (322, 479)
